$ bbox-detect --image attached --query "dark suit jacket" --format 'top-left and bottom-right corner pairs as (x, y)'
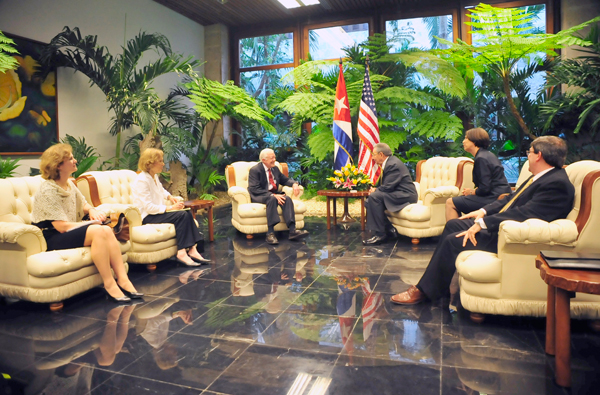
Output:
(482, 167), (574, 232)
(473, 149), (511, 197)
(248, 163), (296, 204)
(377, 156), (418, 212)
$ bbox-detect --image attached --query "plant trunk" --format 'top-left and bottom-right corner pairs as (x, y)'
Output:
(139, 127), (162, 152)
(167, 160), (188, 200)
(502, 73), (536, 141)
(200, 120), (220, 165)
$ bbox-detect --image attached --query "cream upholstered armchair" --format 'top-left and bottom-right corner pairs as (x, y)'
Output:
(0, 176), (131, 311)
(456, 160), (600, 321)
(225, 162), (307, 238)
(76, 170), (178, 271)
(386, 156), (475, 244)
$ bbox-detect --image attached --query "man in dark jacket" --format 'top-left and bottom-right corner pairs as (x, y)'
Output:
(248, 148), (308, 245)
(391, 136), (575, 305)
(363, 143), (419, 246)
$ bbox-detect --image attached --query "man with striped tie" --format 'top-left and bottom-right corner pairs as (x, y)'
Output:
(391, 136), (575, 305)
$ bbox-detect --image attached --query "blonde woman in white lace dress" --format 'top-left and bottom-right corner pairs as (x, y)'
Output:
(32, 144), (142, 303)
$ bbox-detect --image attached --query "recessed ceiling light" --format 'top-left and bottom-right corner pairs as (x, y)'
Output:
(276, 0), (320, 9)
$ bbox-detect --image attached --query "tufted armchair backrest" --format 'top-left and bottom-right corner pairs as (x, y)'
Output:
(76, 170), (138, 207)
(514, 160), (532, 189)
(0, 176), (44, 224)
(415, 157), (474, 197)
(226, 161), (288, 190)
(565, 161), (600, 244)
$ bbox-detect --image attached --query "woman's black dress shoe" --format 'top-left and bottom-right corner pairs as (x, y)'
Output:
(105, 290), (131, 303)
(118, 285), (144, 299)
(190, 256), (212, 264)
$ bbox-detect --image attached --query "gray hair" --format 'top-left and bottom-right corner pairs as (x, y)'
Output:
(373, 143), (392, 157)
(259, 148), (275, 161)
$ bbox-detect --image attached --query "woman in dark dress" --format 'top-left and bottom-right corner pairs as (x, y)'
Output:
(131, 148), (209, 267)
(32, 144), (142, 303)
(446, 128), (511, 220)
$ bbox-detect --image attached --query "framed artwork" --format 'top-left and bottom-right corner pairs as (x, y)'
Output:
(0, 32), (58, 155)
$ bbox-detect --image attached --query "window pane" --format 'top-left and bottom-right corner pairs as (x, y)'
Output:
(240, 67), (293, 108)
(309, 23), (369, 60)
(385, 15), (453, 52)
(239, 33), (294, 68)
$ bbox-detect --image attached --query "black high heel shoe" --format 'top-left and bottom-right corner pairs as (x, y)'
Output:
(190, 256), (212, 264)
(118, 285), (144, 299)
(105, 290), (131, 303)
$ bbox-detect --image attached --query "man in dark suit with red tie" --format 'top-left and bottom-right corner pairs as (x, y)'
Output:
(248, 148), (309, 245)
(391, 136), (575, 305)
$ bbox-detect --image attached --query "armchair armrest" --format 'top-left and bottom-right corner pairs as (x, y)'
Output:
(96, 204), (142, 227)
(422, 185), (459, 205)
(0, 222), (46, 256)
(282, 185), (304, 199)
(228, 186), (251, 204)
(499, 219), (578, 246)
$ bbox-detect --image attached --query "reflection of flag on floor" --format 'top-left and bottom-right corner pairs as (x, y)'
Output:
(357, 62), (381, 184)
(333, 61), (353, 171)
(337, 286), (356, 362)
(361, 282), (384, 341)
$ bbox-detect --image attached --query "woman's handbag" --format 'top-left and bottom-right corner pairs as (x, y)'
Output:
(105, 213), (130, 241)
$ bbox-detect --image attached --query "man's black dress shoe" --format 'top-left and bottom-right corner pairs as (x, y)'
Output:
(190, 256), (212, 264)
(266, 232), (279, 245)
(387, 227), (399, 238)
(289, 229), (309, 241)
(362, 235), (388, 246)
(118, 285), (144, 299)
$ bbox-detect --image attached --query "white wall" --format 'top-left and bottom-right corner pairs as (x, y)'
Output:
(562, 0), (600, 60)
(0, 0), (204, 175)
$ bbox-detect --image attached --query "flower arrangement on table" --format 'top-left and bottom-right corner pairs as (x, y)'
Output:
(334, 275), (369, 290)
(327, 164), (373, 191)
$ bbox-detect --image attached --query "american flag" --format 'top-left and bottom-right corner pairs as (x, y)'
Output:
(357, 63), (381, 184)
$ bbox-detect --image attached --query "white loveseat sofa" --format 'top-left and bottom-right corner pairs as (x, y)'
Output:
(76, 170), (179, 271)
(456, 160), (600, 321)
(0, 176), (131, 310)
(386, 157), (475, 244)
(225, 162), (307, 238)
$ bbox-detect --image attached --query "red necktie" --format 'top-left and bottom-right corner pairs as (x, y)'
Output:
(268, 168), (277, 191)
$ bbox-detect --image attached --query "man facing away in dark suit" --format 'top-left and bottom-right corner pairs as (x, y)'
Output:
(363, 143), (419, 246)
(391, 136), (575, 305)
(247, 148), (309, 245)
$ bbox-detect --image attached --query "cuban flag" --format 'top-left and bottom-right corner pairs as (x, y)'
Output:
(357, 62), (381, 184)
(333, 61), (353, 171)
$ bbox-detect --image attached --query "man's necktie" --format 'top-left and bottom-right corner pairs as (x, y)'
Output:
(268, 168), (277, 191)
(499, 177), (534, 213)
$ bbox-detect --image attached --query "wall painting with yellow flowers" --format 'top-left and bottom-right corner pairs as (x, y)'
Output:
(0, 33), (58, 155)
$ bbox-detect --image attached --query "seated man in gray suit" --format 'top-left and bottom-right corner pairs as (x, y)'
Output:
(363, 143), (419, 246)
(247, 148), (309, 245)
(391, 136), (575, 305)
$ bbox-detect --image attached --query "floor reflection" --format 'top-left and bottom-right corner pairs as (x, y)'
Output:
(0, 217), (595, 394)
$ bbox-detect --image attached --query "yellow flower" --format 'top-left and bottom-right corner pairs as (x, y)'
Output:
(29, 110), (51, 126)
(15, 55), (39, 81)
(344, 171), (349, 176)
(334, 170), (343, 177)
(352, 179), (358, 185)
(361, 179), (368, 183)
(0, 70), (27, 121)
(41, 72), (56, 97)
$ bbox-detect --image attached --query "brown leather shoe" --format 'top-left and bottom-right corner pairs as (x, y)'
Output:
(265, 232), (279, 245)
(390, 286), (427, 305)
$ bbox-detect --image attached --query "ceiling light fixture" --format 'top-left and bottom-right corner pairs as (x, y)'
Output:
(276, 0), (320, 9)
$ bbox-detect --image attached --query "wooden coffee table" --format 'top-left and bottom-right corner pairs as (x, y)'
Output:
(317, 190), (370, 230)
(535, 255), (600, 387)
(184, 200), (215, 242)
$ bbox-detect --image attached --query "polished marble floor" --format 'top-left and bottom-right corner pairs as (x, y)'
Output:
(1, 217), (599, 395)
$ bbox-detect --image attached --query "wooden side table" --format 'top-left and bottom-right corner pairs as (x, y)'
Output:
(317, 190), (370, 230)
(184, 200), (215, 242)
(535, 255), (600, 387)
